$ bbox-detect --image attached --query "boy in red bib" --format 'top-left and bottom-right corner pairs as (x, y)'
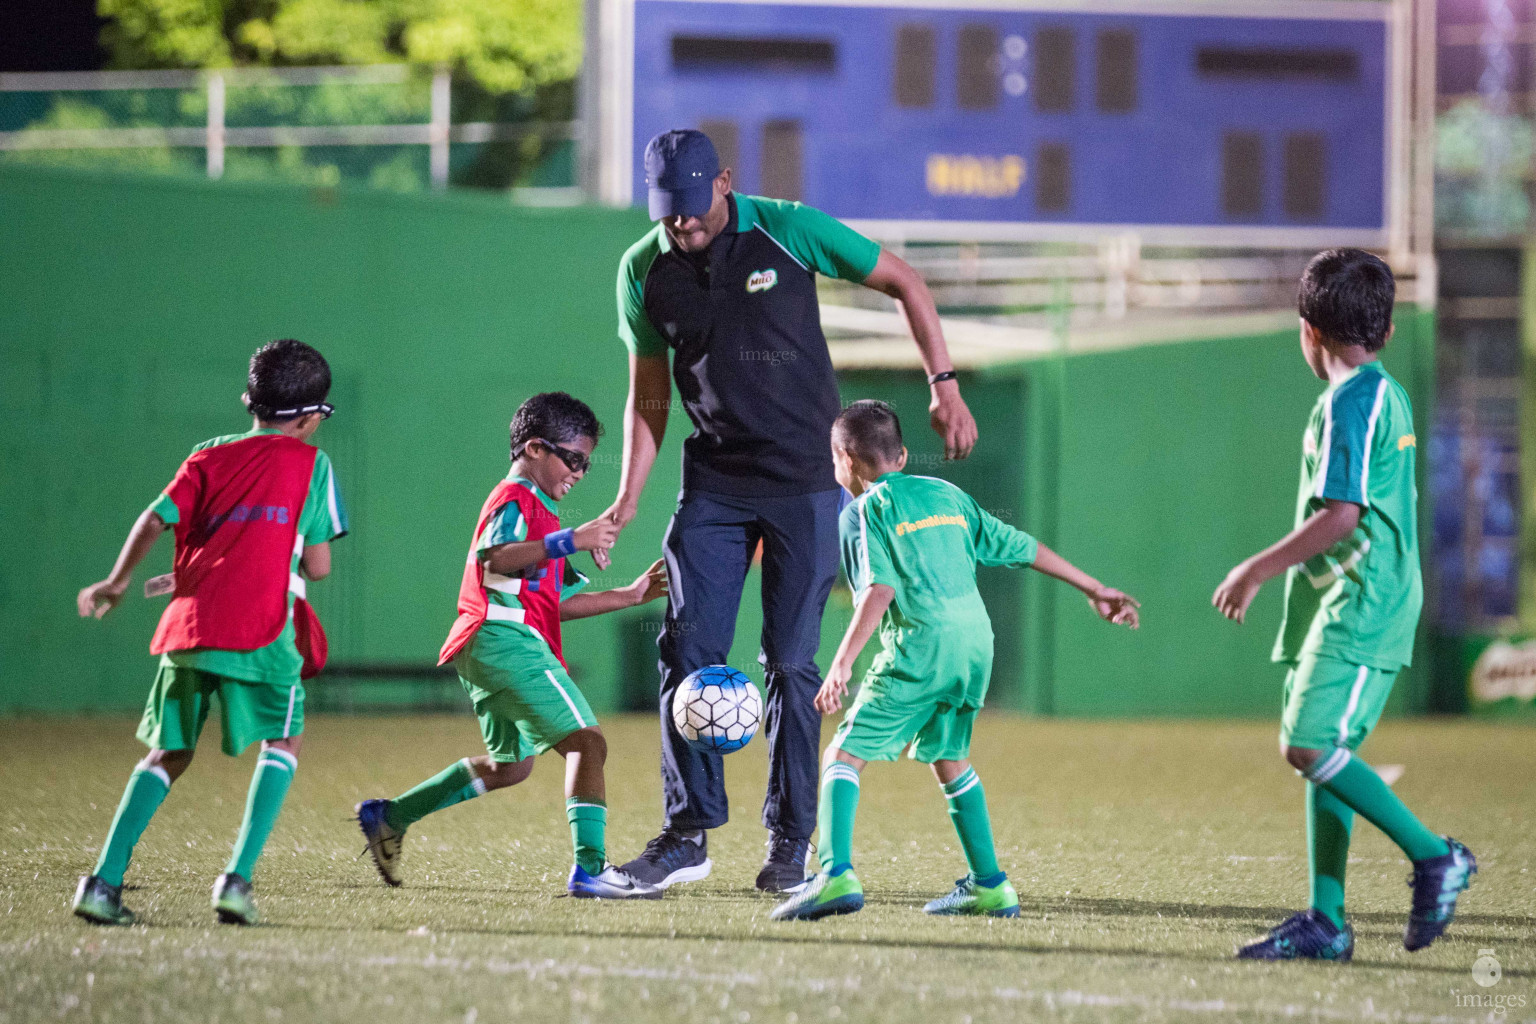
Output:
(72, 339), (346, 927)
(357, 392), (667, 899)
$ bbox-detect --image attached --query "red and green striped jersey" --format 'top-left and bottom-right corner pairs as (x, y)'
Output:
(439, 472), (588, 668)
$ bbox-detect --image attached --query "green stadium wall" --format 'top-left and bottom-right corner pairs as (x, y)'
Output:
(0, 165), (1435, 718)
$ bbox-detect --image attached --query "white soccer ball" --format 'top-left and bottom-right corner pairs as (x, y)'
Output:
(671, 665), (762, 753)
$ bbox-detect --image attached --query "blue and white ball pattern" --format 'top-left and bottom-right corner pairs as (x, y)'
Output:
(671, 665), (763, 754)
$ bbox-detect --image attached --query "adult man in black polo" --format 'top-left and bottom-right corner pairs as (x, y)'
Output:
(602, 129), (977, 892)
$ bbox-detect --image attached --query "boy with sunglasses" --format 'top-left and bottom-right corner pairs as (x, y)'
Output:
(72, 339), (346, 927)
(356, 392), (668, 899)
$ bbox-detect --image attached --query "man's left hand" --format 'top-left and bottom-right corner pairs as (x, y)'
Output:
(930, 384), (978, 460)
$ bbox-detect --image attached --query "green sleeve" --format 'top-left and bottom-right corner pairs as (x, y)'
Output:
(969, 496), (1038, 569)
(841, 495), (898, 596)
(744, 195), (881, 283)
(475, 501), (527, 554)
(297, 450), (347, 544)
(560, 560), (589, 601)
(617, 229), (668, 357)
(148, 492), (179, 525)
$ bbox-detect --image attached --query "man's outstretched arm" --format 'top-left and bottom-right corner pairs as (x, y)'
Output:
(597, 354), (670, 566)
(861, 249), (979, 460)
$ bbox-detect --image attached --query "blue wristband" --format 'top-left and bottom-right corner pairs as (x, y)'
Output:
(543, 528), (577, 559)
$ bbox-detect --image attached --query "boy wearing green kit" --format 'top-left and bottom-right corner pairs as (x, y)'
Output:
(1214, 250), (1475, 960)
(72, 339), (346, 927)
(772, 400), (1141, 922)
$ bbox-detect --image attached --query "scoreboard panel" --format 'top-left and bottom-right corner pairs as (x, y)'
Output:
(594, 0), (1403, 247)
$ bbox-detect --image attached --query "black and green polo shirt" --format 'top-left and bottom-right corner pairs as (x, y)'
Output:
(617, 192), (882, 496)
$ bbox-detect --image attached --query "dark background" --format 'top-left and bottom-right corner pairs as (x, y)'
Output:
(2, 0), (106, 72)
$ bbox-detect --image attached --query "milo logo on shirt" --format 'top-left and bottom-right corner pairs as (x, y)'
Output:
(746, 269), (778, 293)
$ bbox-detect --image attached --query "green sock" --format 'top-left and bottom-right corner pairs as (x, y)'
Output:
(93, 764), (171, 887)
(566, 798), (607, 875)
(943, 767), (1001, 881)
(226, 748), (296, 880)
(1306, 748), (1449, 863)
(1307, 782), (1354, 928)
(386, 759), (485, 830)
(817, 761), (861, 875)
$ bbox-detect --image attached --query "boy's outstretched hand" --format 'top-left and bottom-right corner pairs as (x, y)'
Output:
(628, 558), (668, 606)
(1089, 586), (1141, 629)
(1212, 561), (1263, 623)
(815, 661), (853, 716)
(78, 579), (127, 619)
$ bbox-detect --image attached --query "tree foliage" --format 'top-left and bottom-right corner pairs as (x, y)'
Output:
(98, 0), (582, 94)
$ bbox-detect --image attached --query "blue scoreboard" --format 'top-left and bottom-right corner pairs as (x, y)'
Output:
(592, 0), (1403, 246)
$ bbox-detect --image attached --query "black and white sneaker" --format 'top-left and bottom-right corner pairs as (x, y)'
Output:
(619, 828), (712, 889)
(755, 833), (811, 893)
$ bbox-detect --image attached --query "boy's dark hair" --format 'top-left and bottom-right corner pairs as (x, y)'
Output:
(245, 339), (332, 420)
(1298, 249), (1395, 352)
(509, 392), (603, 458)
(833, 399), (904, 465)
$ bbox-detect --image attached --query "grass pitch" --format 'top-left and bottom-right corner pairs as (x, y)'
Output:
(2, 713), (1532, 1024)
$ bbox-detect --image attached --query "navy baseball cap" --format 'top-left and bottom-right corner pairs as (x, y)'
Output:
(645, 129), (721, 220)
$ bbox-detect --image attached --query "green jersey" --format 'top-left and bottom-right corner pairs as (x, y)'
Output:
(1273, 362), (1422, 670)
(840, 472), (1038, 708)
(150, 428), (347, 685)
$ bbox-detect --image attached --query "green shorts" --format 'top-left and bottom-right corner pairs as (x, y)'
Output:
(455, 624), (596, 763)
(829, 689), (977, 764)
(136, 663), (303, 757)
(1280, 652), (1397, 750)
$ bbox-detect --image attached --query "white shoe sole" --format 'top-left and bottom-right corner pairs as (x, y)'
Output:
(655, 858), (713, 889)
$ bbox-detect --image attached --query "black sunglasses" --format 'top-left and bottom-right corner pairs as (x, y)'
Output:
(530, 438), (590, 474)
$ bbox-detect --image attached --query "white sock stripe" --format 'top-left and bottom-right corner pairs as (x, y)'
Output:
(1308, 748), (1351, 784)
(470, 777), (488, 796)
(261, 748), (298, 771)
(138, 765), (172, 788)
(823, 763), (861, 785)
(944, 772), (982, 800)
(566, 802), (606, 812)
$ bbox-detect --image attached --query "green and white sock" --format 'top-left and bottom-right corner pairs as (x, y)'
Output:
(817, 761), (861, 876)
(386, 759), (486, 831)
(1307, 782), (1354, 929)
(566, 798), (607, 875)
(94, 764), (171, 886)
(942, 767), (1002, 883)
(226, 748), (296, 880)
(1305, 748), (1449, 863)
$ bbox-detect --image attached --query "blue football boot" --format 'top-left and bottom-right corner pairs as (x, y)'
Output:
(568, 864), (662, 900)
(1405, 837), (1476, 951)
(1237, 910), (1354, 962)
(355, 799), (405, 887)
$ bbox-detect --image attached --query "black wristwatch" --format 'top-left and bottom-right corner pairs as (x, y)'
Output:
(927, 370), (958, 385)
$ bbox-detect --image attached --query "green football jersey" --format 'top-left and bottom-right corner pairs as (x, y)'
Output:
(1273, 362), (1422, 670)
(840, 472), (1037, 707)
(150, 428), (347, 685)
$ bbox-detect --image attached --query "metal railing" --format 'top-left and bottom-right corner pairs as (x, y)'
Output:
(0, 65), (579, 191)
